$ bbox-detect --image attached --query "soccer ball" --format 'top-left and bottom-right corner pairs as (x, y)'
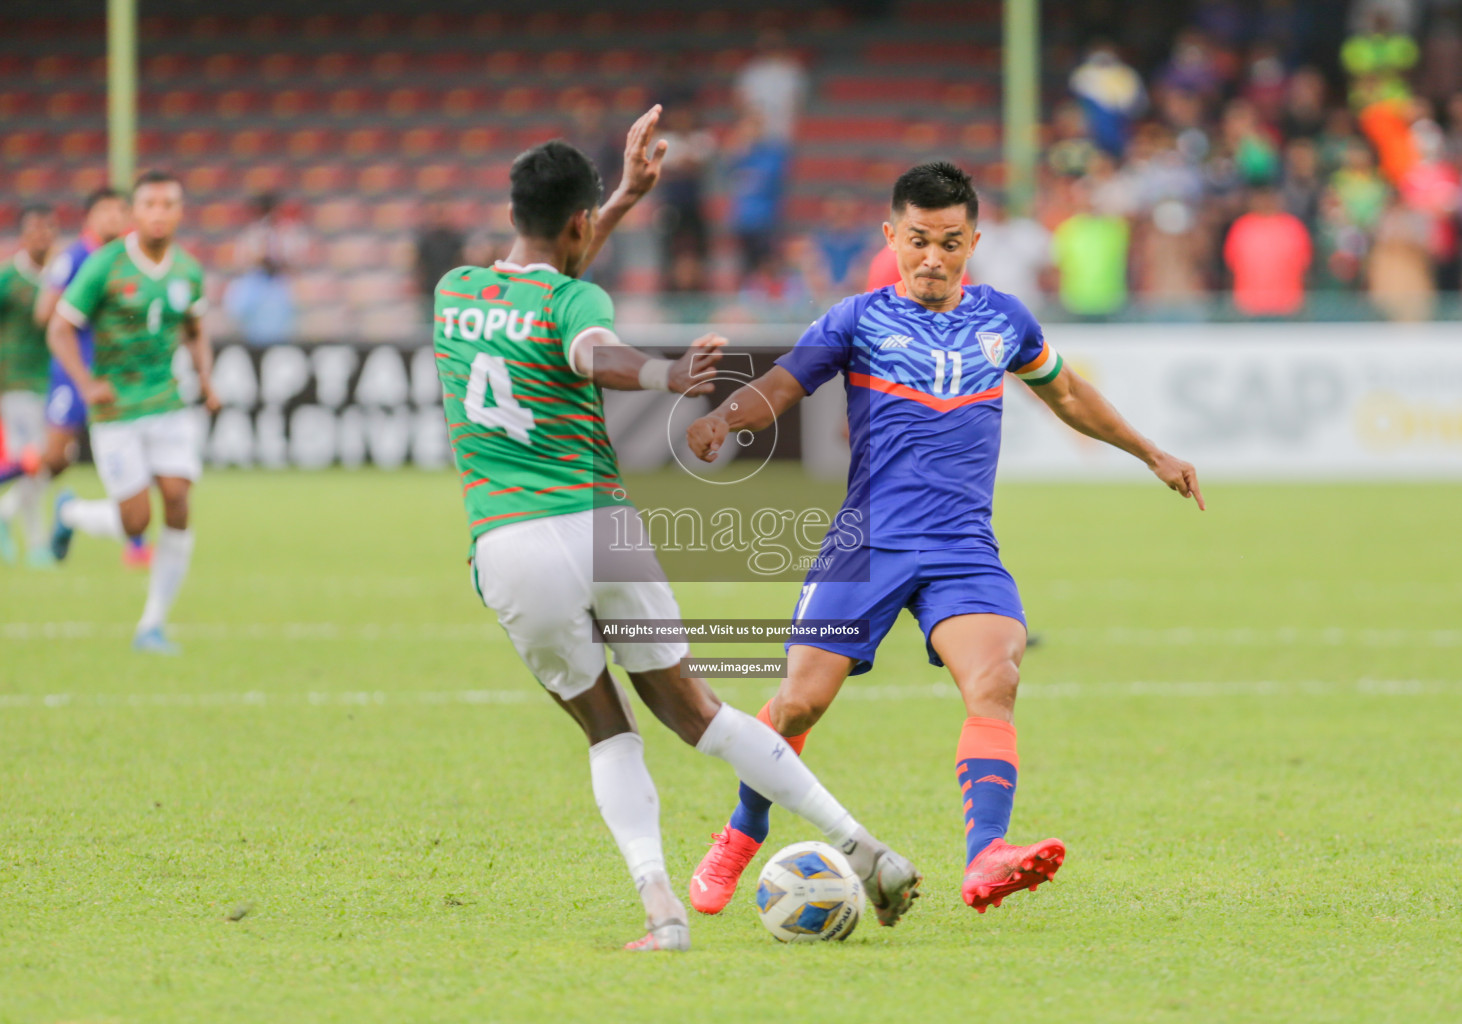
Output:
(753, 841), (866, 943)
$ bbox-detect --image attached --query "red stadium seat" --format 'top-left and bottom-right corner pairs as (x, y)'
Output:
(183, 165), (234, 195)
(326, 234), (385, 272)
(542, 50), (583, 77)
(216, 89), (261, 119)
(499, 86), (541, 115)
(68, 166), (109, 195)
(156, 89), (201, 119)
(798, 116), (911, 143)
(0, 92), (36, 119)
(271, 90), (319, 120)
(142, 54), (195, 81)
(295, 271), (344, 306)
(299, 163), (349, 196)
(311, 198), (367, 235)
(414, 164), (461, 193)
(228, 129), (276, 160)
(314, 53), (362, 82)
(33, 54), (81, 82)
(385, 88), (433, 119)
(60, 131), (104, 162)
(203, 53), (246, 81)
(442, 87), (490, 118)
(285, 129), (334, 161)
(457, 127), (499, 156)
(136, 130), (164, 158)
(343, 128), (392, 160)
(259, 53), (303, 82)
(401, 128), (447, 159)
(240, 163), (295, 195)
(13, 166), (60, 195)
(328, 88), (375, 120)
(370, 200), (415, 233)
(46, 91), (100, 119)
(357, 163), (405, 195)
(172, 129), (220, 160)
(370, 52), (412, 81)
(822, 76), (944, 105)
(469, 163), (512, 192)
(613, 84), (649, 113)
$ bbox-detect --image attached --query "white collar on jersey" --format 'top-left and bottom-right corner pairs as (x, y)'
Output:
(493, 259), (559, 275)
(124, 232), (175, 280)
(12, 250), (43, 283)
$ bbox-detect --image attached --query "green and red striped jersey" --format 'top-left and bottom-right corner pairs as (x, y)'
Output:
(433, 260), (632, 541)
(0, 252), (48, 395)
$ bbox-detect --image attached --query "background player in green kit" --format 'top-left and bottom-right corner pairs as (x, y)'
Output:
(47, 170), (221, 654)
(435, 110), (921, 951)
(0, 204), (58, 566)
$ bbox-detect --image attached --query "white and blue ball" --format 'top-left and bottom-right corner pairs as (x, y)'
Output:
(753, 841), (865, 943)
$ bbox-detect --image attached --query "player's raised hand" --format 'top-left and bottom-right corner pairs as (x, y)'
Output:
(81, 378), (116, 407)
(620, 104), (670, 198)
(1150, 451), (1205, 510)
(687, 414), (730, 462)
(669, 333), (725, 397)
(200, 379), (222, 414)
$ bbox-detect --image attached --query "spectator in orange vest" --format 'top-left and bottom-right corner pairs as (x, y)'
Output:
(1224, 187), (1313, 316)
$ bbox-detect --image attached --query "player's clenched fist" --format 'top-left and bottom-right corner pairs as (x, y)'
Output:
(669, 333), (725, 397)
(686, 413), (730, 462)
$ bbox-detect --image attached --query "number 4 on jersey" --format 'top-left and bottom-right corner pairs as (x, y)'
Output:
(465, 353), (534, 444)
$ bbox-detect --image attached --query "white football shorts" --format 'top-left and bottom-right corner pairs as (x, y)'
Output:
(471, 506), (690, 700)
(1, 390), (47, 453)
(89, 408), (203, 502)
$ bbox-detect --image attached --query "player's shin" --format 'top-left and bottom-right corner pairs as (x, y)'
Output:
(694, 703), (860, 849)
(727, 700), (811, 843)
(588, 732), (681, 925)
(957, 716), (1019, 865)
(137, 527), (194, 633)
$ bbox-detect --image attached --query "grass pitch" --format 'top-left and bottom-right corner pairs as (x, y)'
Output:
(2, 469), (1460, 1023)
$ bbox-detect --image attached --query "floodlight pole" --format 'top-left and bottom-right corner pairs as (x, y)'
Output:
(1003, 0), (1039, 216)
(107, 0), (137, 190)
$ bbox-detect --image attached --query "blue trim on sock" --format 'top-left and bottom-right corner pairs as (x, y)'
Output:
(959, 757), (1017, 864)
(729, 782), (772, 843)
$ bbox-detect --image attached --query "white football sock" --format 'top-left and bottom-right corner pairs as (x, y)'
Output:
(60, 497), (124, 540)
(137, 527), (194, 633)
(588, 731), (670, 894)
(0, 481), (18, 519)
(19, 469), (49, 551)
(695, 703), (860, 847)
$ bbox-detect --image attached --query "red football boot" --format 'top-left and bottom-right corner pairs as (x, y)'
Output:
(688, 827), (762, 915)
(961, 837), (1065, 913)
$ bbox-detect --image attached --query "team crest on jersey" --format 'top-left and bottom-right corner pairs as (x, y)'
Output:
(167, 279), (191, 312)
(880, 334), (914, 349)
(977, 331), (1005, 367)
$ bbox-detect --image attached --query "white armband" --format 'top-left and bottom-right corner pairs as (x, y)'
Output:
(637, 358), (672, 392)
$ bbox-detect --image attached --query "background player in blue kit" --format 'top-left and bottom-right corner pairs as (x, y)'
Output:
(33, 187), (150, 568)
(684, 162), (1205, 917)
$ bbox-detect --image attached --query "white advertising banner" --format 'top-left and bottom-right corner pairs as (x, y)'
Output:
(997, 323), (1462, 480)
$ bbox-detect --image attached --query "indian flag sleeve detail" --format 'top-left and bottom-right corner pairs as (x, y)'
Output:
(433, 263), (632, 541)
(1012, 342), (1063, 386)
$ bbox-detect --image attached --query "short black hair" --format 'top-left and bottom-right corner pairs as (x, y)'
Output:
(891, 161), (979, 222)
(83, 187), (123, 213)
(133, 168), (181, 195)
(18, 203), (53, 227)
(509, 140), (603, 240)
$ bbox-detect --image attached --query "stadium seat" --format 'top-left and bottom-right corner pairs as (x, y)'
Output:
(228, 129), (277, 161)
(414, 164), (462, 194)
(442, 88), (491, 119)
(203, 54), (247, 82)
(329, 88), (376, 120)
(216, 89), (263, 120)
(198, 201), (247, 234)
(369, 52), (412, 81)
(33, 54), (82, 82)
(823, 76), (945, 105)
(271, 89), (319, 120)
(0, 92), (35, 118)
(326, 234), (386, 272)
(156, 89), (201, 119)
(183, 164), (234, 196)
(385, 88), (433, 119)
(46, 91), (99, 119)
(55, 128), (98, 160)
(13, 166), (59, 196)
(457, 127), (499, 156)
(299, 164), (350, 197)
(344, 270), (405, 307)
(370, 200), (416, 234)
(401, 128), (447, 159)
(240, 164), (295, 195)
(68, 166), (108, 195)
(343, 128), (393, 161)
(357, 163), (406, 195)
(285, 129), (334, 161)
(294, 271), (343, 306)
(315, 53), (362, 82)
(310, 198), (368, 235)
(259, 53), (303, 82)
(172, 130), (220, 161)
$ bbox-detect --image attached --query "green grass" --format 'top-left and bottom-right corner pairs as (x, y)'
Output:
(2, 469), (1460, 1023)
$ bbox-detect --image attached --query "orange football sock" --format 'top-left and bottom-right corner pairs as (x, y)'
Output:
(957, 716), (1019, 864)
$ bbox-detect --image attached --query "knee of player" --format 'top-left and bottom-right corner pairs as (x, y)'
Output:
(969, 659), (1021, 703)
(162, 495), (189, 529)
(772, 693), (827, 735)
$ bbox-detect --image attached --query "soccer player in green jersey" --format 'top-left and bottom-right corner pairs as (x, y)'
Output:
(47, 170), (221, 654)
(435, 110), (920, 951)
(0, 204), (58, 565)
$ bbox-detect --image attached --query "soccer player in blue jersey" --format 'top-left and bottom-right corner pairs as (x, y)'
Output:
(32, 187), (150, 567)
(684, 162), (1204, 916)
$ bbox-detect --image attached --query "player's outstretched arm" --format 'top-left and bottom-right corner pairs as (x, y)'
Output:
(1028, 364), (1205, 510)
(573, 329), (723, 395)
(686, 366), (808, 462)
(580, 105), (670, 272)
(46, 313), (114, 407)
(181, 314), (222, 413)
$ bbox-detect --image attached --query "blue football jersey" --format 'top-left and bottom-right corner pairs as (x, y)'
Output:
(777, 284), (1063, 550)
(45, 237), (99, 365)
